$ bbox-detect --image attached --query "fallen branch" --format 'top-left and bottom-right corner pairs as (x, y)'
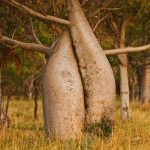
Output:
(3, 0), (71, 26)
(105, 44), (150, 55)
(0, 34), (50, 55)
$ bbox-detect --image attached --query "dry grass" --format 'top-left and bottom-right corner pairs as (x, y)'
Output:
(0, 98), (150, 150)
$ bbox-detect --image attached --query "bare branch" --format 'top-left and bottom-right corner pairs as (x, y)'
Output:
(0, 34), (51, 55)
(3, 0), (71, 26)
(105, 44), (150, 55)
(88, 0), (115, 18)
(120, 17), (131, 48)
(109, 14), (119, 36)
(108, 13), (119, 48)
(93, 15), (108, 32)
(30, 17), (42, 45)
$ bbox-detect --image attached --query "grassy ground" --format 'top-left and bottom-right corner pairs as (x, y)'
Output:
(0, 98), (150, 150)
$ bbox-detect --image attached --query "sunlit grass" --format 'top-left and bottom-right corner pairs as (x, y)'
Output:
(0, 98), (150, 150)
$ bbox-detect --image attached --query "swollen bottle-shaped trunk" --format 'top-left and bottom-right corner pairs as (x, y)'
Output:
(68, 0), (116, 124)
(42, 31), (85, 139)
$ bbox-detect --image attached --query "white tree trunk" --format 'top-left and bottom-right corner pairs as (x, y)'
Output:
(42, 31), (85, 139)
(68, 0), (116, 124)
(119, 54), (130, 119)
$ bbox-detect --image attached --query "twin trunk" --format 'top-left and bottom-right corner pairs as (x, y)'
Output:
(42, 0), (116, 139)
(42, 31), (85, 139)
(68, 0), (116, 124)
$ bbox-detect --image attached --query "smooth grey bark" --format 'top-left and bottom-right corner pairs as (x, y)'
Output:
(141, 55), (150, 104)
(68, 0), (116, 124)
(118, 18), (130, 120)
(118, 55), (130, 119)
(42, 31), (85, 139)
(109, 15), (131, 119)
(105, 44), (150, 56)
(0, 34), (51, 55)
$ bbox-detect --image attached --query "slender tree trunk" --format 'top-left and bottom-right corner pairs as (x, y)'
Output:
(119, 55), (130, 119)
(130, 79), (135, 101)
(6, 95), (10, 115)
(130, 74), (138, 101)
(0, 71), (2, 111)
(135, 82), (140, 101)
(109, 16), (130, 119)
(140, 21), (150, 104)
(141, 55), (150, 104)
(140, 72), (144, 102)
(68, 0), (116, 124)
(33, 78), (38, 121)
(23, 77), (34, 100)
(135, 74), (140, 101)
(118, 18), (130, 120)
(27, 77), (34, 100)
(0, 70), (11, 128)
(42, 31), (85, 139)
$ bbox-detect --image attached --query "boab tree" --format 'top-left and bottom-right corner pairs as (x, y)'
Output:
(0, 0), (150, 139)
(68, 0), (116, 124)
(42, 31), (85, 139)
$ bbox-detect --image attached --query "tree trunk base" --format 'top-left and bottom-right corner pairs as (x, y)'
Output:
(0, 108), (11, 129)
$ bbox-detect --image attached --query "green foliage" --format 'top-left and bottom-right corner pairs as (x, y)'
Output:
(34, 21), (53, 45)
(15, 26), (25, 35)
(15, 48), (22, 55)
(6, 62), (16, 75)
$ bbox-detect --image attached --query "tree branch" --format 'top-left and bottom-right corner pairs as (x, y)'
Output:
(0, 34), (50, 55)
(108, 13), (119, 48)
(30, 17), (42, 45)
(1, 36), (149, 57)
(120, 17), (131, 48)
(93, 15), (108, 32)
(88, 0), (115, 18)
(3, 0), (71, 26)
(105, 44), (150, 55)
